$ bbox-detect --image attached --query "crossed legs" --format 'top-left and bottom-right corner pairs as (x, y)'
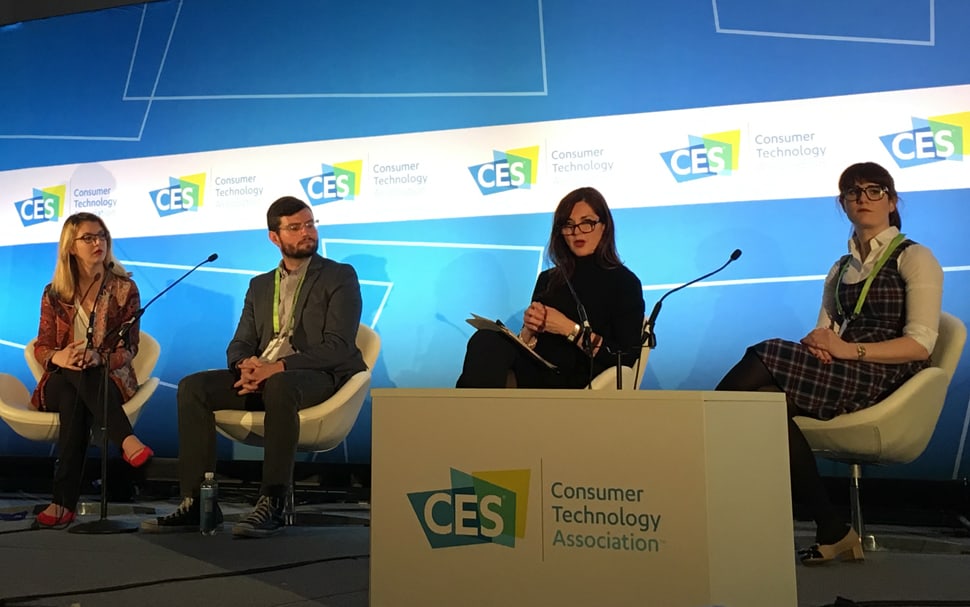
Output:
(717, 349), (848, 544)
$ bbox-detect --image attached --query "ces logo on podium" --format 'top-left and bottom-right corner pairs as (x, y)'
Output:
(881, 113), (968, 168)
(408, 468), (530, 549)
(14, 185), (65, 227)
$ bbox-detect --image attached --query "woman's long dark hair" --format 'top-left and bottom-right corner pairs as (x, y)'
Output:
(837, 161), (902, 229)
(545, 187), (621, 290)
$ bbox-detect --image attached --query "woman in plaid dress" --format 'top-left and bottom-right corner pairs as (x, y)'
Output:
(717, 162), (943, 564)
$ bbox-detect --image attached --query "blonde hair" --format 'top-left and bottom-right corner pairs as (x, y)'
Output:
(50, 213), (127, 302)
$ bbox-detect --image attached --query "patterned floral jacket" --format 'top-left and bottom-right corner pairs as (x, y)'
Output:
(30, 275), (141, 410)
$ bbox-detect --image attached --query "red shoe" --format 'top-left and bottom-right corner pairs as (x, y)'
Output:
(124, 445), (154, 468)
(35, 507), (76, 529)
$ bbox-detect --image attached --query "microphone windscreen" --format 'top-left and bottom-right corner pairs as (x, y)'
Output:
(207, 253), (219, 262)
(730, 249), (742, 260)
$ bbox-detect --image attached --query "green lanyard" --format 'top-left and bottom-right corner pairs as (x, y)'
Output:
(272, 266), (307, 335)
(835, 233), (906, 323)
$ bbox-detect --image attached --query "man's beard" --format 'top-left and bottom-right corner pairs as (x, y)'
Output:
(281, 238), (317, 259)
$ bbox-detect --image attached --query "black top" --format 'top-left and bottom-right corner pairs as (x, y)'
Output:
(531, 255), (645, 385)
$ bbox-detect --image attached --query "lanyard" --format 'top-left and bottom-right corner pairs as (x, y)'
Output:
(835, 233), (906, 322)
(272, 266), (307, 335)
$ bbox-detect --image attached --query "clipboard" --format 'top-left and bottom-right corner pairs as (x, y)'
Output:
(466, 313), (557, 370)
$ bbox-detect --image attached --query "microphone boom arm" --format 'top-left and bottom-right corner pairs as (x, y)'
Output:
(102, 253), (219, 350)
(643, 249), (741, 349)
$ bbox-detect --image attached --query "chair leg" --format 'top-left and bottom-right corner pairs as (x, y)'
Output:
(848, 463), (878, 551)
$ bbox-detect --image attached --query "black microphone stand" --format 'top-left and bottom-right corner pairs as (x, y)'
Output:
(561, 270), (595, 389)
(634, 250), (742, 388)
(70, 253), (218, 534)
(69, 267), (136, 534)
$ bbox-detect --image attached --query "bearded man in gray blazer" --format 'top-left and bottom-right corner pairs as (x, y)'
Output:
(142, 195), (366, 538)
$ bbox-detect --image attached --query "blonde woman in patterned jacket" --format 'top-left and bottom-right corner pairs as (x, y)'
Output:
(31, 212), (153, 529)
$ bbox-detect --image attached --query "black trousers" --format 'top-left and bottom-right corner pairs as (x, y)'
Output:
(44, 367), (131, 510)
(456, 330), (575, 389)
(176, 369), (337, 499)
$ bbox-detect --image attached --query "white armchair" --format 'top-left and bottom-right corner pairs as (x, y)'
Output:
(214, 323), (381, 524)
(590, 319), (649, 390)
(0, 332), (161, 443)
(794, 312), (967, 549)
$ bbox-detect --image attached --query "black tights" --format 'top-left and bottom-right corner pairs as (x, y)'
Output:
(717, 349), (848, 544)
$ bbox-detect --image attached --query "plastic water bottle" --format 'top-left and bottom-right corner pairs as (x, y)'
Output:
(199, 472), (218, 536)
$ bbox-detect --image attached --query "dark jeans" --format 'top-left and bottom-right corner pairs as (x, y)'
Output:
(176, 368), (337, 498)
(45, 367), (130, 510)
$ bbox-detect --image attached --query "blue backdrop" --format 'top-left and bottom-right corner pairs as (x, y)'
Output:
(1, 0), (969, 478)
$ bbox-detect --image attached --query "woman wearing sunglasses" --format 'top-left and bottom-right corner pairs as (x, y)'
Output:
(30, 212), (153, 529)
(457, 186), (644, 389)
(716, 162), (943, 565)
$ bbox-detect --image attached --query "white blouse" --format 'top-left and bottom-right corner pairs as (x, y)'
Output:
(815, 226), (943, 354)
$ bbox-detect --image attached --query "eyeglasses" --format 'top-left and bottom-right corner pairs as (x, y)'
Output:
(560, 219), (601, 235)
(278, 219), (319, 233)
(75, 232), (107, 245)
(842, 185), (888, 202)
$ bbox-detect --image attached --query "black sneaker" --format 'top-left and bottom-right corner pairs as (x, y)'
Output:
(140, 497), (223, 533)
(232, 495), (285, 538)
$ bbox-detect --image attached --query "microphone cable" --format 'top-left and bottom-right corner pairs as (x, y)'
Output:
(0, 553), (370, 605)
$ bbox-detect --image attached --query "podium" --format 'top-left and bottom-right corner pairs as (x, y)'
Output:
(371, 389), (797, 607)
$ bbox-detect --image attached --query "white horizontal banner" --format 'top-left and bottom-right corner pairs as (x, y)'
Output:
(1, 83), (967, 246)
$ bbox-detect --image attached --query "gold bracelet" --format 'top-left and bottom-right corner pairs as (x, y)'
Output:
(519, 331), (538, 349)
(856, 343), (866, 360)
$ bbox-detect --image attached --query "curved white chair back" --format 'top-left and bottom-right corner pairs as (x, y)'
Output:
(590, 318), (649, 390)
(796, 311), (967, 464)
(24, 333), (160, 387)
(214, 323), (381, 453)
(0, 332), (161, 442)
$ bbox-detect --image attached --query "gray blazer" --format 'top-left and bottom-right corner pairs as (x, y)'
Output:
(226, 254), (366, 385)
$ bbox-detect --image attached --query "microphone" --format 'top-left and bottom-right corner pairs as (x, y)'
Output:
(643, 249), (742, 349)
(105, 253), (219, 348)
(561, 269), (592, 354)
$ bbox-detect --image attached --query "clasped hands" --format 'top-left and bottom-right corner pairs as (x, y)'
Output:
(522, 302), (602, 356)
(52, 339), (102, 371)
(800, 327), (853, 364)
(234, 356), (284, 395)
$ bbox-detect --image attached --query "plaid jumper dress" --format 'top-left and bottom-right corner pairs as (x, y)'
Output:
(753, 240), (929, 420)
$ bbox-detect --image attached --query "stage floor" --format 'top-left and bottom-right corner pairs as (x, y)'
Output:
(1, 494), (968, 607)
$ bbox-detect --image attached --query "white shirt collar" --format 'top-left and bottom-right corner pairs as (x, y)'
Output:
(847, 226), (900, 262)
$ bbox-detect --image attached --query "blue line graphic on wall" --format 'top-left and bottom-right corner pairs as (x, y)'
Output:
(712, 0), (935, 46)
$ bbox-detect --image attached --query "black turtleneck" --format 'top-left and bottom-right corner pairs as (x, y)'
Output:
(531, 256), (644, 386)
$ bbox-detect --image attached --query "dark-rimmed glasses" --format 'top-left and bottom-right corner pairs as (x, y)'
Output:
(842, 185), (888, 202)
(75, 232), (107, 245)
(560, 219), (600, 235)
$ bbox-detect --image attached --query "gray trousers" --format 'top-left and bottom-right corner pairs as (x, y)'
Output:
(176, 368), (337, 498)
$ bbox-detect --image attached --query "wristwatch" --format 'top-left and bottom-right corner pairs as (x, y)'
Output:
(566, 323), (581, 343)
